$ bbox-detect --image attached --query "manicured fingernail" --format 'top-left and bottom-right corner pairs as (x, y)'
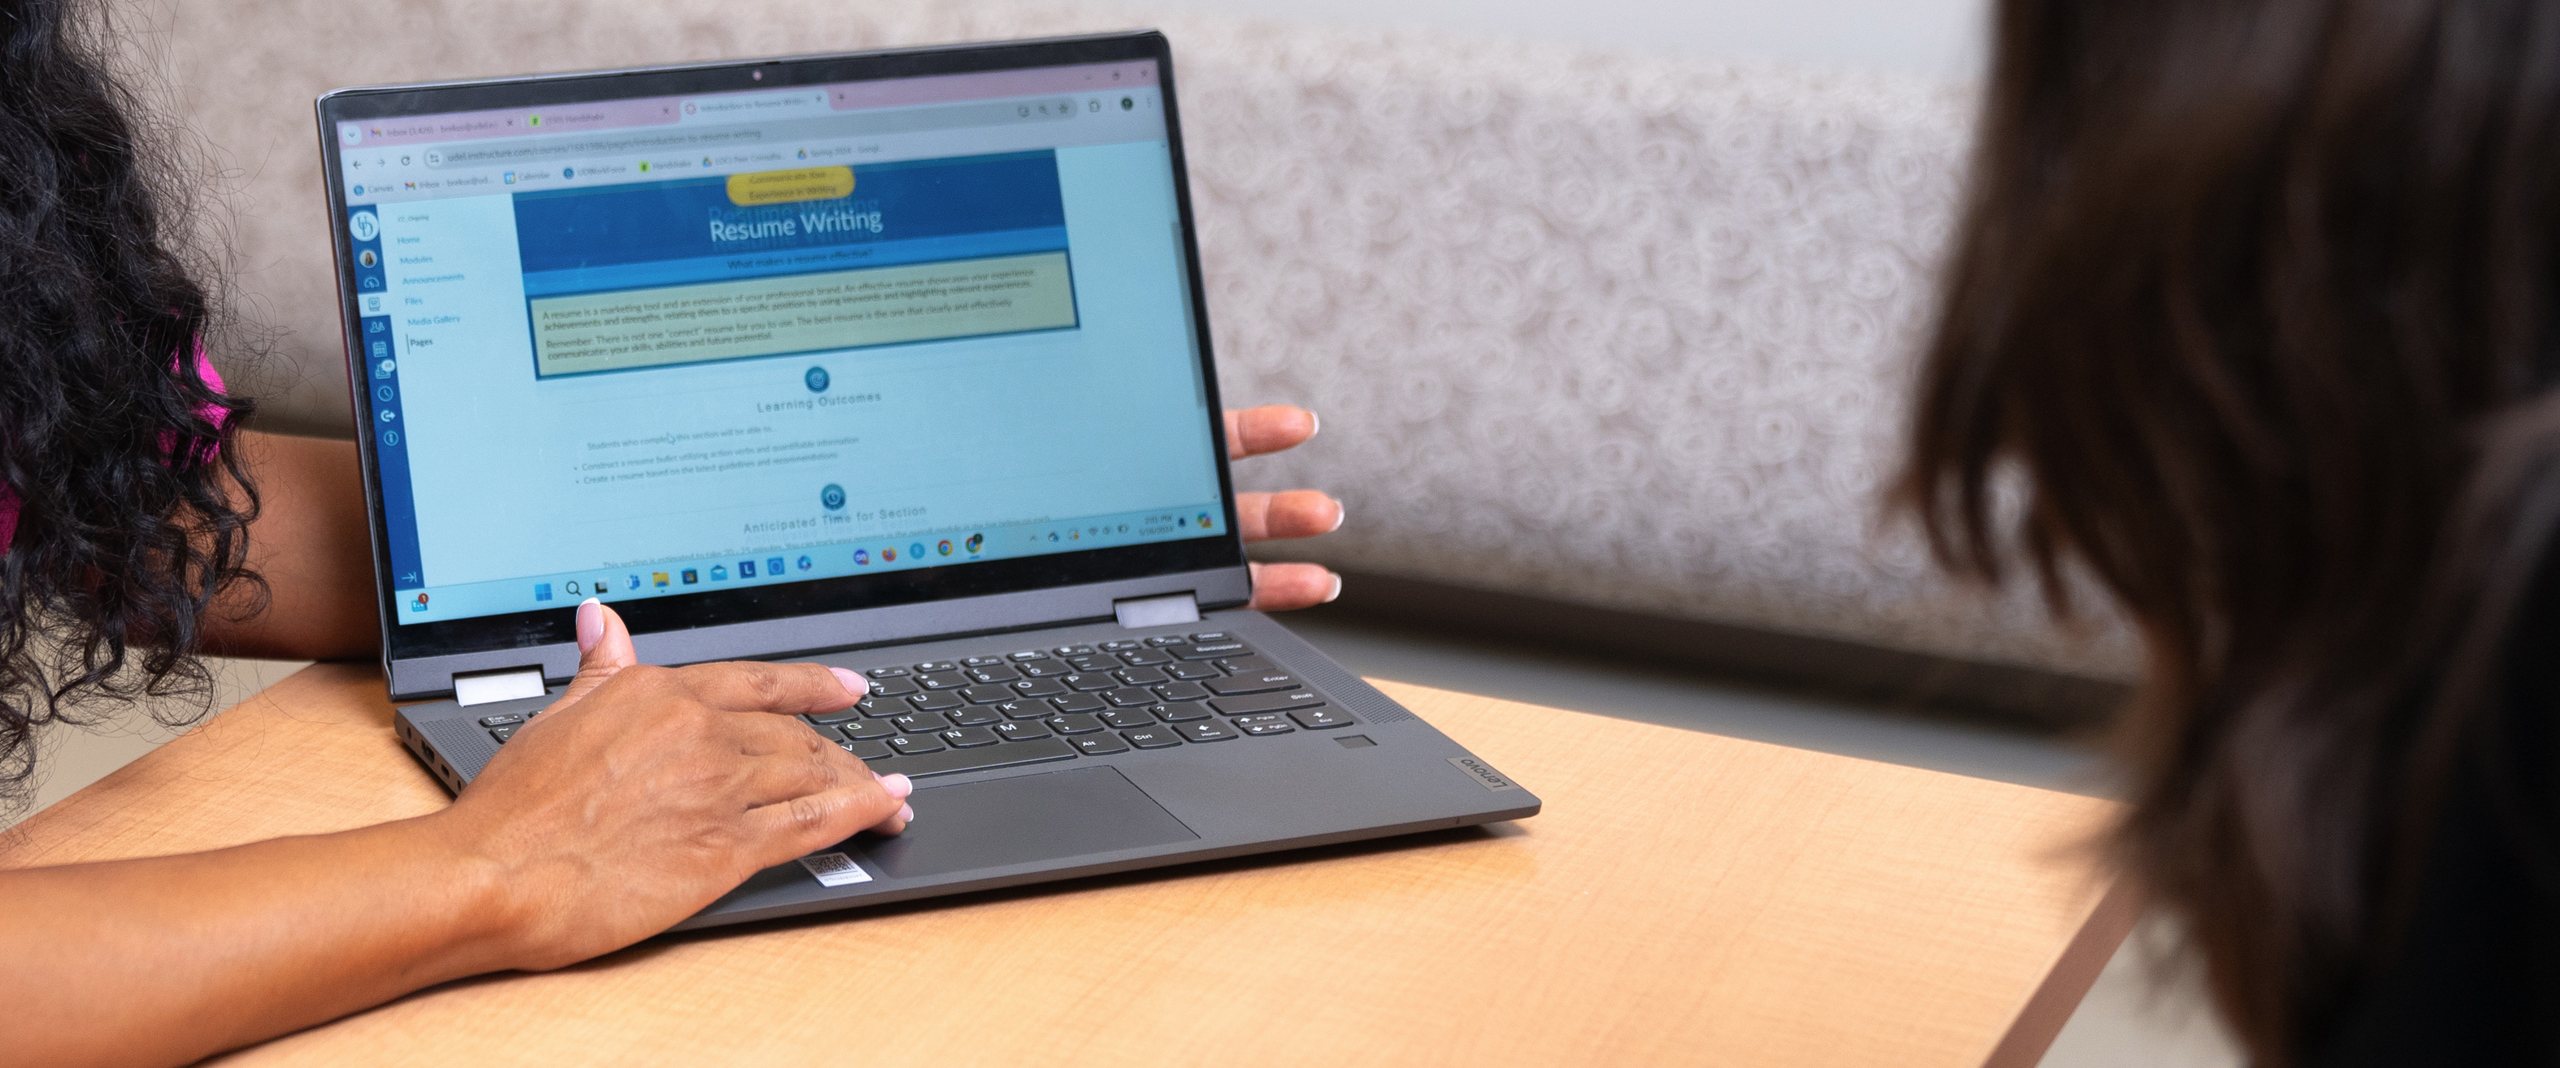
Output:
(1329, 497), (1346, 532)
(828, 667), (868, 699)
(575, 598), (603, 651)
(1325, 573), (1343, 603)
(878, 773), (913, 799)
(898, 803), (914, 823)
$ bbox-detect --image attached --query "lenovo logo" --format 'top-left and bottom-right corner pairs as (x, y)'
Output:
(1447, 756), (1520, 792)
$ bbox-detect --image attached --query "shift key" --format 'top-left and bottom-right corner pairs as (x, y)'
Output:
(1208, 690), (1328, 716)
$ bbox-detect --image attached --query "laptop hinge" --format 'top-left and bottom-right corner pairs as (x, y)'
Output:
(453, 666), (548, 707)
(1113, 591), (1200, 629)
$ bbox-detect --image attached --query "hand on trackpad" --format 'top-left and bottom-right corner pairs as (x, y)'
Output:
(855, 766), (1199, 879)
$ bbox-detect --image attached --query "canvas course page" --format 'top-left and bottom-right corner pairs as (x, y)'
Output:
(335, 62), (1227, 626)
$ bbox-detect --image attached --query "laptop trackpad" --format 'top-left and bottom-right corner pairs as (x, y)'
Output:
(855, 766), (1198, 879)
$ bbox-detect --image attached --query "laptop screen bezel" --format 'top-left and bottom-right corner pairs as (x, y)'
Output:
(315, 32), (1249, 677)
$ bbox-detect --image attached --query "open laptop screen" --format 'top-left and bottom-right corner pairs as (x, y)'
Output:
(324, 48), (1236, 652)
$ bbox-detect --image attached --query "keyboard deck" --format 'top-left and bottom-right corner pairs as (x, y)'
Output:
(475, 630), (1355, 780)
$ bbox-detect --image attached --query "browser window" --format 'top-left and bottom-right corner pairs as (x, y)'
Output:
(334, 61), (1226, 625)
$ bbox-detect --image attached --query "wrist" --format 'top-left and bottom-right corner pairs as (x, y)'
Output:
(397, 807), (548, 978)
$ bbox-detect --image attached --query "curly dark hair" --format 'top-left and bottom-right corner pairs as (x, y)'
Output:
(0, 0), (259, 815)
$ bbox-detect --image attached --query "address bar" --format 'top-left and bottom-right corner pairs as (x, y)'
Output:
(423, 97), (1079, 169)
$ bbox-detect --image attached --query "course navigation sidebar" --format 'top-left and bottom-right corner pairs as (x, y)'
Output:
(350, 204), (428, 600)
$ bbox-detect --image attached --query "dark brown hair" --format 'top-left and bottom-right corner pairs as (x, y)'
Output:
(0, 0), (260, 816)
(1902, 0), (2560, 1062)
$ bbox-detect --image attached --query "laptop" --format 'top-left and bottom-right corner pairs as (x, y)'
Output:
(317, 31), (1538, 930)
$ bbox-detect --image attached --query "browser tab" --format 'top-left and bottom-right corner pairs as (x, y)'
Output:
(678, 90), (829, 125)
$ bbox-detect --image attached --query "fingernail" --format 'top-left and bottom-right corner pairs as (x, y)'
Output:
(828, 667), (868, 699)
(1329, 497), (1346, 532)
(575, 598), (603, 651)
(897, 803), (915, 823)
(878, 772), (913, 799)
(1307, 410), (1321, 438)
(1326, 573), (1343, 603)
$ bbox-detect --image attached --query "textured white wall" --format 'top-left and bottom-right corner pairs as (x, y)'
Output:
(993, 0), (1990, 80)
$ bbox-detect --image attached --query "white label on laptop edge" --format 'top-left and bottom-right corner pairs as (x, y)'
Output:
(798, 852), (874, 887)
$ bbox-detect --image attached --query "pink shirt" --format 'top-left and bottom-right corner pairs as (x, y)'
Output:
(0, 351), (225, 553)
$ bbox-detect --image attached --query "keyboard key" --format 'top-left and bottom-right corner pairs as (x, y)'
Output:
(1008, 650), (1047, 661)
(940, 726), (1001, 748)
(1144, 635), (1188, 646)
(841, 739), (894, 761)
(1216, 655), (1277, 674)
(1177, 720), (1239, 743)
(1150, 702), (1211, 723)
(478, 713), (525, 727)
(1231, 713), (1290, 730)
(1071, 733), (1130, 756)
(1061, 673), (1117, 692)
(1242, 720), (1297, 736)
(914, 661), (959, 673)
(966, 665), (1020, 684)
(892, 711), (952, 733)
(1117, 648), (1173, 667)
(1100, 639), (1143, 652)
(1207, 672), (1298, 697)
(868, 678), (920, 697)
(1067, 655), (1117, 672)
(1017, 659), (1071, 678)
(960, 684), (1015, 705)
(946, 706), (1002, 727)
(887, 734), (946, 756)
(917, 670), (970, 690)
(1176, 642), (1251, 661)
(1104, 686), (1158, 708)
(1289, 707), (1355, 729)
(806, 709), (863, 726)
(995, 700), (1052, 720)
(908, 691), (963, 713)
(992, 720), (1052, 742)
(865, 666), (912, 679)
(1052, 644), (1096, 657)
(1100, 708), (1157, 730)
(1164, 662), (1222, 681)
(1121, 726), (1183, 749)
(1152, 681), (1211, 702)
(962, 655), (1009, 668)
(1050, 692), (1107, 714)
(1189, 631), (1234, 643)
(1209, 691), (1327, 716)
(840, 720), (897, 741)
(1047, 713), (1105, 735)
(1114, 665), (1169, 686)
(1010, 678), (1068, 699)
(872, 737), (1077, 779)
(488, 725), (516, 743)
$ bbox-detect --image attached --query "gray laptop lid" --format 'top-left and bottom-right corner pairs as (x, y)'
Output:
(315, 35), (1251, 700)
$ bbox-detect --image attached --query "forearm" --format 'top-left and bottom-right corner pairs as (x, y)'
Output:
(202, 430), (381, 660)
(0, 813), (519, 1067)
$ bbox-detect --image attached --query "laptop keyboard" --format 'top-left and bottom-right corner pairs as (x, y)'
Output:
(476, 631), (1356, 780)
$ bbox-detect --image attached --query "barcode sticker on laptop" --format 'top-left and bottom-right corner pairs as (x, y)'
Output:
(798, 852), (873, 887)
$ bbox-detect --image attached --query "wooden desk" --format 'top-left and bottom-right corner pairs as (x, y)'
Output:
(1, 664), (2131, 1067)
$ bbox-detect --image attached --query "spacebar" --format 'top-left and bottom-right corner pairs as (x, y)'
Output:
(869, 738), (1077, 779)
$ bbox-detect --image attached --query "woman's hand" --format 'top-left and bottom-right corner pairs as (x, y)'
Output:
(1227, 405), (1345, 610)
(440, 599), (911, 970)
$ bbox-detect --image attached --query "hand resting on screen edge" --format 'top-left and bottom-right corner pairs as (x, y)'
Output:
(1226, 404), (1345, 611)
(0, 600), (907, 1067)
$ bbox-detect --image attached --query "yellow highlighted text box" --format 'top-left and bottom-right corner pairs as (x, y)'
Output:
(726, 166), (855, 206)
(528, 252), (1078, 376)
